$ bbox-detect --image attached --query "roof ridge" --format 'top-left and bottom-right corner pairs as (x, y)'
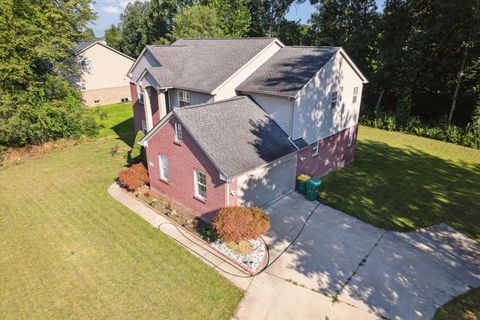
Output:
(176, 37), (276, 41)
(174, 96), (247, 112)
(286, 45), (341, 49)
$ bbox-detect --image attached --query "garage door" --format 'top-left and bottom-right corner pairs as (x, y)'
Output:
(237, 154), (297, 207)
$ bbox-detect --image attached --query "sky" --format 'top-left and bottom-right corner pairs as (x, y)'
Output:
(89, 0), (385, 38)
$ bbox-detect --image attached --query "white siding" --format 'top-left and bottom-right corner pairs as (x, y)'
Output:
(168, 89), (213, 109)
(213, 41), (282, 101)
(236, 154), (297, 207)
(250, 93), (293, 135)
(292, 51), (364, 144)
(131, 50), (159, 82)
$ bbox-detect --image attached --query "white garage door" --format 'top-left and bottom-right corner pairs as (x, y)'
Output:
(237, 154), (297, 207)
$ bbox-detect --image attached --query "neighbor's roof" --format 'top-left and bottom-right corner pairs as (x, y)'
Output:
(140, 38), (279, 93)
(142, 96), (297, 179)
(74, 41), (134, 60)
(74, 41), (95, 54)
(237, 46), (341, 98)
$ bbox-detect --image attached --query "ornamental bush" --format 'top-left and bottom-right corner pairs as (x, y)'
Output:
(213, 206), (270, 243)
(118, 163), (149, 191)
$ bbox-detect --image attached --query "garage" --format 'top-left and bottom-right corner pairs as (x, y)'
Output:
(236, 153), (297, 207)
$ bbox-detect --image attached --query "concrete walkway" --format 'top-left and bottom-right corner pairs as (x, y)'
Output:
(109, 184), (375, 319)
(109, 185), (480, 320)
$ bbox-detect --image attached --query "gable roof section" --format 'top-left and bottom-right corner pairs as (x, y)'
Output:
(133, 38), (278, 93)
(141, 96), (297, 179)
(74, 41), (134, 61)
(236, 46), (341, 98)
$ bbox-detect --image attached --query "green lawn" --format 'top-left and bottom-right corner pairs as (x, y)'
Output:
(434, 288), (480, 320)
(320, 126), (480, 242)
(0, 103), (242, 319)
(89, 103), (135, 143)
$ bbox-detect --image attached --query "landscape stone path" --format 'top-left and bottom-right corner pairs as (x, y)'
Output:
(109, 184), (480, 320)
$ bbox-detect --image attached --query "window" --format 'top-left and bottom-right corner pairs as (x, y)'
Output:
(347, 128), (354, 147)
(138, 86), (144, 104)
(174, 123), (183, 142)
(78, 82), (86, 91)
(159, 154), (169, 182)
(352, 87), (359, 104)
(194, 170), (207, 200)
(330, 91), (338, 109)
(178, 90), (190, 107)
(311, 141), (319, 157)
(141, 120), (147, 133)
(79, 59), (93, 71)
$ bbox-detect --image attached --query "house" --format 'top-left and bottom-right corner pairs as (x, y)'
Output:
(75, 41), (134, 106)
(129, 38), (367, 218)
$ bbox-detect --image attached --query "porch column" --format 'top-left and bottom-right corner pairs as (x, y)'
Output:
(143, 87), (153, 131)
(158, 91), (167, 119)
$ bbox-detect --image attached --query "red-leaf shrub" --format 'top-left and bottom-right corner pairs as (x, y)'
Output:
(213, 206), (270, 243)
(118, 163), (149, 191)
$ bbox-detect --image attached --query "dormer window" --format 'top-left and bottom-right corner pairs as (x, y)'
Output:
(178, 90), (190, 107)
(138, 85), (144, 104)
(79, 59), (93, 71)
(330, 91), (338, 109)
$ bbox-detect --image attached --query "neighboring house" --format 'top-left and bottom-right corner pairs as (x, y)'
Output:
(129, 38), (367, 218)
(75, 41), (134, 106)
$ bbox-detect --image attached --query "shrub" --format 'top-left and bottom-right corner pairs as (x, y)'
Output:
(118, 163), (149, 191)
(130, 131), (145, 163)
(213, 206), (270, 243)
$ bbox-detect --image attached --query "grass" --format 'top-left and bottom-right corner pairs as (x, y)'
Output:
(0, 103), (242, 319)
(434, 288), (480, 320)
(320, 126), (480, 242)
(89, 103), (135, 143)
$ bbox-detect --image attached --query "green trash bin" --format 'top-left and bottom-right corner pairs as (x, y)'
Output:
(305, 178), (322, 201)
(296, 174), (310, 195)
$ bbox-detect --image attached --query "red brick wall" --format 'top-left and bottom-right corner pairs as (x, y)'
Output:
(296, 125), (358, 177)
(130, 82), (145, 133)
(146, 116), (234, 221)
(148, 87), (160, 126)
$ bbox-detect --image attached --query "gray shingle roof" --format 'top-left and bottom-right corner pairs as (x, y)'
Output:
(144, 38), (277, 93)
(237, 46), (340, 97)
(173, 96), (297, 178)
(74, 41), (95, 54)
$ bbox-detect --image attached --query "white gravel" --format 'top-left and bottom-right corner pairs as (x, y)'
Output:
(211, 239), (266, 273)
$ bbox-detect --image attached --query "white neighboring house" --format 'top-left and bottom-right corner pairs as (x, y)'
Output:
(75, 41), (134, 106)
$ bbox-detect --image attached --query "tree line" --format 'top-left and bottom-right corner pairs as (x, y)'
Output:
(106, 0), (479, 147)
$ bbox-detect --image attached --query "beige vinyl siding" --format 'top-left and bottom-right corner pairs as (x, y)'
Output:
(292, 51), (364, 144)
(169, 89), (213, 109)
(250, 93), (293, 135)
(77, 43), (133, 91)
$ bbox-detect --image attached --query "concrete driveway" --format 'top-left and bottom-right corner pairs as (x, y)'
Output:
(236, 192), (480, 320)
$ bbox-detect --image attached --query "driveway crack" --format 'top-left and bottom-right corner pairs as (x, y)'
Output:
(334, 230), (388, 299)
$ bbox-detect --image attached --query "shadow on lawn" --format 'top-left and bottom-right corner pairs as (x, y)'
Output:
(111, 117), (135, 147)
(320, 139), (480, 241)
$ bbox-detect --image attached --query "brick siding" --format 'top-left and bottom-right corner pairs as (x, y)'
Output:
(146, 115), (235, 221)
(296, 125), (358, 177)
(130, 82), (145, 133)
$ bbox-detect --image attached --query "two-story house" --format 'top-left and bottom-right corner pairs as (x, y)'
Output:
(128, 38), (367, 219)
(75, 41), (134, 106)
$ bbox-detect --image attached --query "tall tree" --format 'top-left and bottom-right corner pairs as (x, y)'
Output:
(118, 1), (150, 57)
(147, 0), (183, 43)
(170, 5), (226, 39)
(248, 0), (299, 37)
(105, 25), (122, 50)
(210, 0), (251, 37)
(0, 0), (98, 147)
(80, 27), (97, 41)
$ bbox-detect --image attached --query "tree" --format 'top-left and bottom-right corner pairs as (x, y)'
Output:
(80, 27), (97, 41)
(170, 5), (226, 39)
(0, 0), (98, 147)
(247, 0), (299, 37)
(105, 25), (122, 50)
(277, 20), (312, 45)
(210, 0), (251, 37)
(118, 1), (150, 57)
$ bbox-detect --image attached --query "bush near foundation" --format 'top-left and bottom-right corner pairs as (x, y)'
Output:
(118, 163), (149, 191)
(213, 206), (270, 243)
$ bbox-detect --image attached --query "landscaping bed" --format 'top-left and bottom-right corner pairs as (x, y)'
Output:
(122, 183), (268, 275)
